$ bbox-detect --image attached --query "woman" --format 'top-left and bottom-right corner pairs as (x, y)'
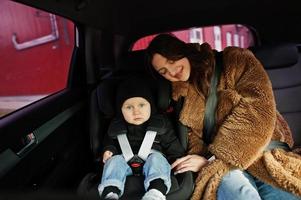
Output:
(146, 33), (301, 200)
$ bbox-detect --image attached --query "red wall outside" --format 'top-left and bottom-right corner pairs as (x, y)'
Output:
(133, 25), (254, 51)
(0, 1), (74, 96)
(203, 26), (215, 47)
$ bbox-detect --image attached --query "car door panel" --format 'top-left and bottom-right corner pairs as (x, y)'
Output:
(0, 89), (90, 190)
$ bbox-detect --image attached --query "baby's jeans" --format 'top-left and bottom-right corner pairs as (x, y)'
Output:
(98, 151), (171, 196)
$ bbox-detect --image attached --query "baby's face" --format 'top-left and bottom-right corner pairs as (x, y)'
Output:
(121, 97), (151, 125)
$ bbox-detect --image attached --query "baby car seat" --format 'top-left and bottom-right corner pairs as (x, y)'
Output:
(77, 72), (194, 200)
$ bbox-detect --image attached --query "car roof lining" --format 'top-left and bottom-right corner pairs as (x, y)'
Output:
(13, 0), (301, 44)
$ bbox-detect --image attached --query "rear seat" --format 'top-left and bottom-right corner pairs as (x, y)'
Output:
(252, 44), (301, 147)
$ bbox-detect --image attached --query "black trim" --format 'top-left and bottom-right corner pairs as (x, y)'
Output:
(0, 88), (86, 153)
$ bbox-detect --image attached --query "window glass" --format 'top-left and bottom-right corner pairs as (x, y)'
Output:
(132, 24), (254, 51)
(0, 0), (74, 117)
(226, 32), (232, 46)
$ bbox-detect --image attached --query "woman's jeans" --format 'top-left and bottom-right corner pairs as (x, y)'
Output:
(217, 169), (301, 200)
(98, 151), (171, 196)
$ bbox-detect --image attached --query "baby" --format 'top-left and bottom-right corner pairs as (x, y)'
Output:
(98, 77), (185, 200)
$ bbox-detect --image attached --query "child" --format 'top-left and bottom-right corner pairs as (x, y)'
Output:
(98, 77), (185, 200)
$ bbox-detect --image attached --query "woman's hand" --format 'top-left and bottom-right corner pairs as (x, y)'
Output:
(171, 154), (209, 174)
(103, 150), (113, 163)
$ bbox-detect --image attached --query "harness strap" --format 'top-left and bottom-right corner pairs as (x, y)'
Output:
(138, 130), (157, 160)
(117, 130), (157, 162)
(117, 134), (134, 162)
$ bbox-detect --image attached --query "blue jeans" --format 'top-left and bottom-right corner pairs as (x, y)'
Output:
(98, 151), (171, 196)
(217, 169), (301, 200)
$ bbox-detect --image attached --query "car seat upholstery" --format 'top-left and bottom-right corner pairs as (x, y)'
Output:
(252, 43), (301, 147)
(77, 51), (194, 200)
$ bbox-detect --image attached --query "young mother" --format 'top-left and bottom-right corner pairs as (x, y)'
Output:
(146, 34), (301, 200)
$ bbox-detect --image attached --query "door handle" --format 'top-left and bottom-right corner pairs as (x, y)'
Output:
(16, 133), (37, 157)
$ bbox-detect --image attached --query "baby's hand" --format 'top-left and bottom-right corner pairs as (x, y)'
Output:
(103, 151), (113, 163)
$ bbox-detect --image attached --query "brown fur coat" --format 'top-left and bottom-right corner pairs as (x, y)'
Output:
(172, 43), (301, 200)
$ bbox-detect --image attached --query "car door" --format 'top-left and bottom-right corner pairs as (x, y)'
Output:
(0, 0), (90, 193)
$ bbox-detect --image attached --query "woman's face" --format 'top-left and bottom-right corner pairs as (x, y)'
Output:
(151, 53), (191, 82)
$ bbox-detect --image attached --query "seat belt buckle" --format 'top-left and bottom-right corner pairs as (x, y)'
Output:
(128, 155), (144, 176)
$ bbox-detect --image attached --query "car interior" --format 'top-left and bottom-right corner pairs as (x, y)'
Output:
(1, 0), (301, 200)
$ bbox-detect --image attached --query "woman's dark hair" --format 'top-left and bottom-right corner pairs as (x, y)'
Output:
(146, 33), (188, 62)
(146, 33), (214, 95)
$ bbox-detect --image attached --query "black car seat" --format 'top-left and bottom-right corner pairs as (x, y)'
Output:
(77, 50), (194, 200)
(251, 43), (301, 148)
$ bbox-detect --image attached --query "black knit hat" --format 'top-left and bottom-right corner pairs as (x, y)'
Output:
(115, 77), (156, 115)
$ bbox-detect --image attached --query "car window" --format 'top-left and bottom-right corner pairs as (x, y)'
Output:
(132, 24), (254, 51)
(0, 0), (74, 118)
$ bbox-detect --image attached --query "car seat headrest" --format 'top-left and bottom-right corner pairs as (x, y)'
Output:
(96, 78), (120, 117)
(251, 44), (298, 69)
(96, 74), (171, 118)
(116, 50), (148, 73)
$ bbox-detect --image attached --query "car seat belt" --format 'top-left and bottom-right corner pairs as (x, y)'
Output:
(117, 130), (157, 162)
(203, 52), (222, 144)
(137, 130), (157, 160)
(117, 134), (135, 162)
